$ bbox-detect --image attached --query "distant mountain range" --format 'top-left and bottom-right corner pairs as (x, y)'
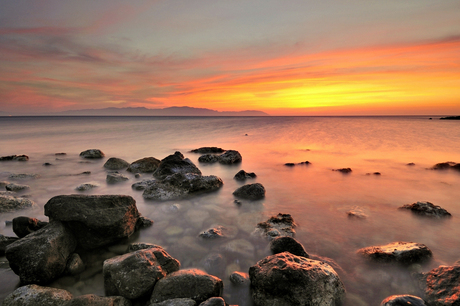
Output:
(0, 106), (269, 116)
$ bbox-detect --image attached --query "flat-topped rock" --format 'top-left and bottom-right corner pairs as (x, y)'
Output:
(358, 241), (432, 265)
(75, 182), (99, 191)
(127, 157), (161, 173)
(103, 157), (130, 170)
(0, 194), (37, 213)
(8, 173), (40, 180)
(399, 201), (451, 218)
(80, 149), (105, 158)
(333, 168), (352, 173)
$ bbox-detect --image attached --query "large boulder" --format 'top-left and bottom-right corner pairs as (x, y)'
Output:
(80, 149), (105, 158)
(65, 294), (132, 306)
(153, 152), (202, 179)
(44, 194), (140, 249)
(127, 157), (161, 173)
(0, 194), (36, 213)
(424, 265), (460, 306)
(5, 221), (77, 284)
(12, 216), (48, 238)
(150, 269), (223, 304)
(399, 201), (451, 218)
(2, 285), (72, 306)
(103, 157), (130, 170)
(249, 252), (345, 306)
(103, 246), (180, 299)
(270, 236), (309, 258)
(357, 241), (432, 265)
(233, 183), (265, 200)
(380, 295), (426, 306)
(143, 173), (223, 201)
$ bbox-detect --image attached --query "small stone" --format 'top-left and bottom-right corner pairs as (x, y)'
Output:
(106, 173), (129, 184)
(75, 183), (99, 191)
(79, 149), (105, 158)
(333, 168), (352, 173)
(233, 170), (257, 181)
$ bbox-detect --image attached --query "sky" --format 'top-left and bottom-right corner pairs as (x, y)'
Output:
(0, 0), (459, 116)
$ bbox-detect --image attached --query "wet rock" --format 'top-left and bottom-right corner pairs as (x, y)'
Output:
(270, 236), (309, 258)
(357, 241), (432, 265)
(127, 242), (163, 252)
(106, 172), (129, 184)
(380, 295), (426, 306)
(249, 252), (345, 306)
(150, 298), (197, 306)
(2, 284), (72, 306)
(284, 163), (295, 167)
(198, 154), (220, 163)
(150, 269), (223, 304)
(0, 194), (37, 213)
(233, 170), (256, 181)
(233, 183), (265, 200)
(65, 294), (132, 306)
(218, 150), (242, 165)
(346, 207), (368, 219)
(13, 216), (48, 238)
(191, 147), (225, 154)
(399, 201), (451, 218)
(132, 179), (156, 190)
(44, 194), (140, 249)
(8, 173), (40, 180)
(103, 247), (180, 299)
(0, 234), (19, 256)
(5, 221), (77, 284)
(229, 271), (250, 285)
(75, 182), (99, 191)
(252, 213), (297, 240)
(64, 253), (85, 276)
(154, 152), (202, 179)
(199, 297), (227, 306)
(5, 183), (30, 192)
(199, 226), (225, 239)
(143, 173), (223, 201)
(431, 161), (460, 171)
(127, 157), (161, 173)
(136, 216), (154, 229)
(333, 168), (352, 173)
(0, 155), (29, 161)
(424, 265), (460, 306)
(80, 149), (105, 158)
(103, 157), (130, 170)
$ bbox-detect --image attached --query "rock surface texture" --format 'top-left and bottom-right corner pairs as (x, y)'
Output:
(424, 265), (460, 306)
(358, 241), (432, 264)
(249, 252), (346, 306)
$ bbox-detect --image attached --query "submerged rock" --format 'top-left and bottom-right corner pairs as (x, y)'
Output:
(13, 216), (48, 238)
(424, 265), (460, 306)
(358, 241), (432, 265)
(106, 172), (129, 184)
(103, 157), (130, 170)
(380, 295), (426, 306)
(154, 152), (202, 179)
(233, 183), (265, 200)
(252, 213), (297, 240)
(80, 149), (105, 158)
(75, 182), (99, 191)
(346, 207), (368, 219)
(191, 147), (225, 154)
(0, 194), (37, 213)
(2, 285), (72, 306)
(127, 157), (161, 173)
(333, 168), (352, 174)
(199, 226), (225, 239)
(233, 170), (256, 181)
(399, 201), (451, 218)
(5, 183), (30, 192)
(8, 173), (40, 180)
(269, 236), (309, 258)
(249, 252), (345, 306)
(0, 155), (29, 161)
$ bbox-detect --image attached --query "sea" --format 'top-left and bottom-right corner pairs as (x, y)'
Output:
(1, 115), (460, 305)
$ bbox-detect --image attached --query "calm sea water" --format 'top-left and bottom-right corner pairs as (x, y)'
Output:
(1, 116), (460, 305)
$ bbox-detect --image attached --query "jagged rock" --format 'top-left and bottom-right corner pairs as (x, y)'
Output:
(198, 154), (220, 163)
(199, 226), (225, 239)
(65, 294), (132, 306)
(8, 173), (40, 180)
(0, 194), (37, 213)
(44, 194), (140, 249)
(13, 216), (48, 238)
(150, 269), (223, 304)
(431, 161), (460, 171)
(64, 253), (85, 276)
(333, 168), (352, 173)
(218, 150), (242, 164)
(106, 173), (129, 184)
(233, 170), (256, 181)
(424, 265), (460, 306)
(143, 173), (223, 201)
(252, 213), (296, 240)
(233, 183), (265, 200)
(132, 179), (156, 190)
(103, 246), (180, 299)
(103, 157), (130, 170)
(0, 155), (29, 161)
(5, 183), (30, 192)
(75, 182), (99, 191)
(399, 201), (451, 218)
(229, 271), (250, 285)
(2, 285), (72, 306)
(199, 297), (227, 306)
(5, 221), (77, 284)
(249, 252), (345, 306)
(80, 149), (105, 158)
(0, 234), (19, 256)
(269, 236), (309, 258)
(191, 147), (225, 154)
(357, 241), (432, 265)
(127, 157), (161, 173)
(153, 152), (202, 179)
(380, 295), (426, 306)
(150, 298), (197, 306)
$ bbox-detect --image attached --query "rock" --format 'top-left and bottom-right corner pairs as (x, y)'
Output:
(43, 162), (53, 166)
(333, 168), (352, 173)
(0, 234), (19, 256)
(44, 194), (140, 249)
(407, 162), (415, 166)
(8, 173), (40, 179)
(153, 152), (202, 179)
(219, 239), (255, 258)
(136, 216), (154, 229)
(424, 265), (460, 306)
(285, 161), (311, 167)
(5, 221), (77, 284)
(269, 236), (309, 258)
(201, 253), (226, 276)
(150, 298), (197, 306)
(233, 170), (256, 181)
(80, 149), (105, 158)
(64, 253), (85, 276)
(150, 269), (223, 304)
(399, 201), (451, 218)
(199, 226), (225, 239)
(380, 295), (426, 306)
(143, 173), (223, 201)
(132, 179), (156, 190)
(440, 116), (460, 120)
(229, 271), (250, 285)
(198, 154), (220, 163)
(191, 147), (225, 154)
(55, 152), (67, 155)
(218, 150), (242, 165)
(357, 241), (432, 265)
(5, 183), (30, 192)
(232, 183), (265, 200)
(249, 252), (345, 306)
(0, 194), (37, 213)
(75, 182), (99, 191)
(284, 163), (295, 167)
(252, 213), (296, 240)
(199, 297), (227, 306)
(13, 216), (48, 238)
(127, 157), (161, 173)
(103, 247), (180, 299)
(2, 285), (72, 306)
(346, 207), (368, 219)
(127, 242), (163, 252)
(103, 157), (130, 170)
(65, 294), (132, 306)
(431, 161), (460, 171)
(0, 155), (29, 161)
(106, 173), (129, 184)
